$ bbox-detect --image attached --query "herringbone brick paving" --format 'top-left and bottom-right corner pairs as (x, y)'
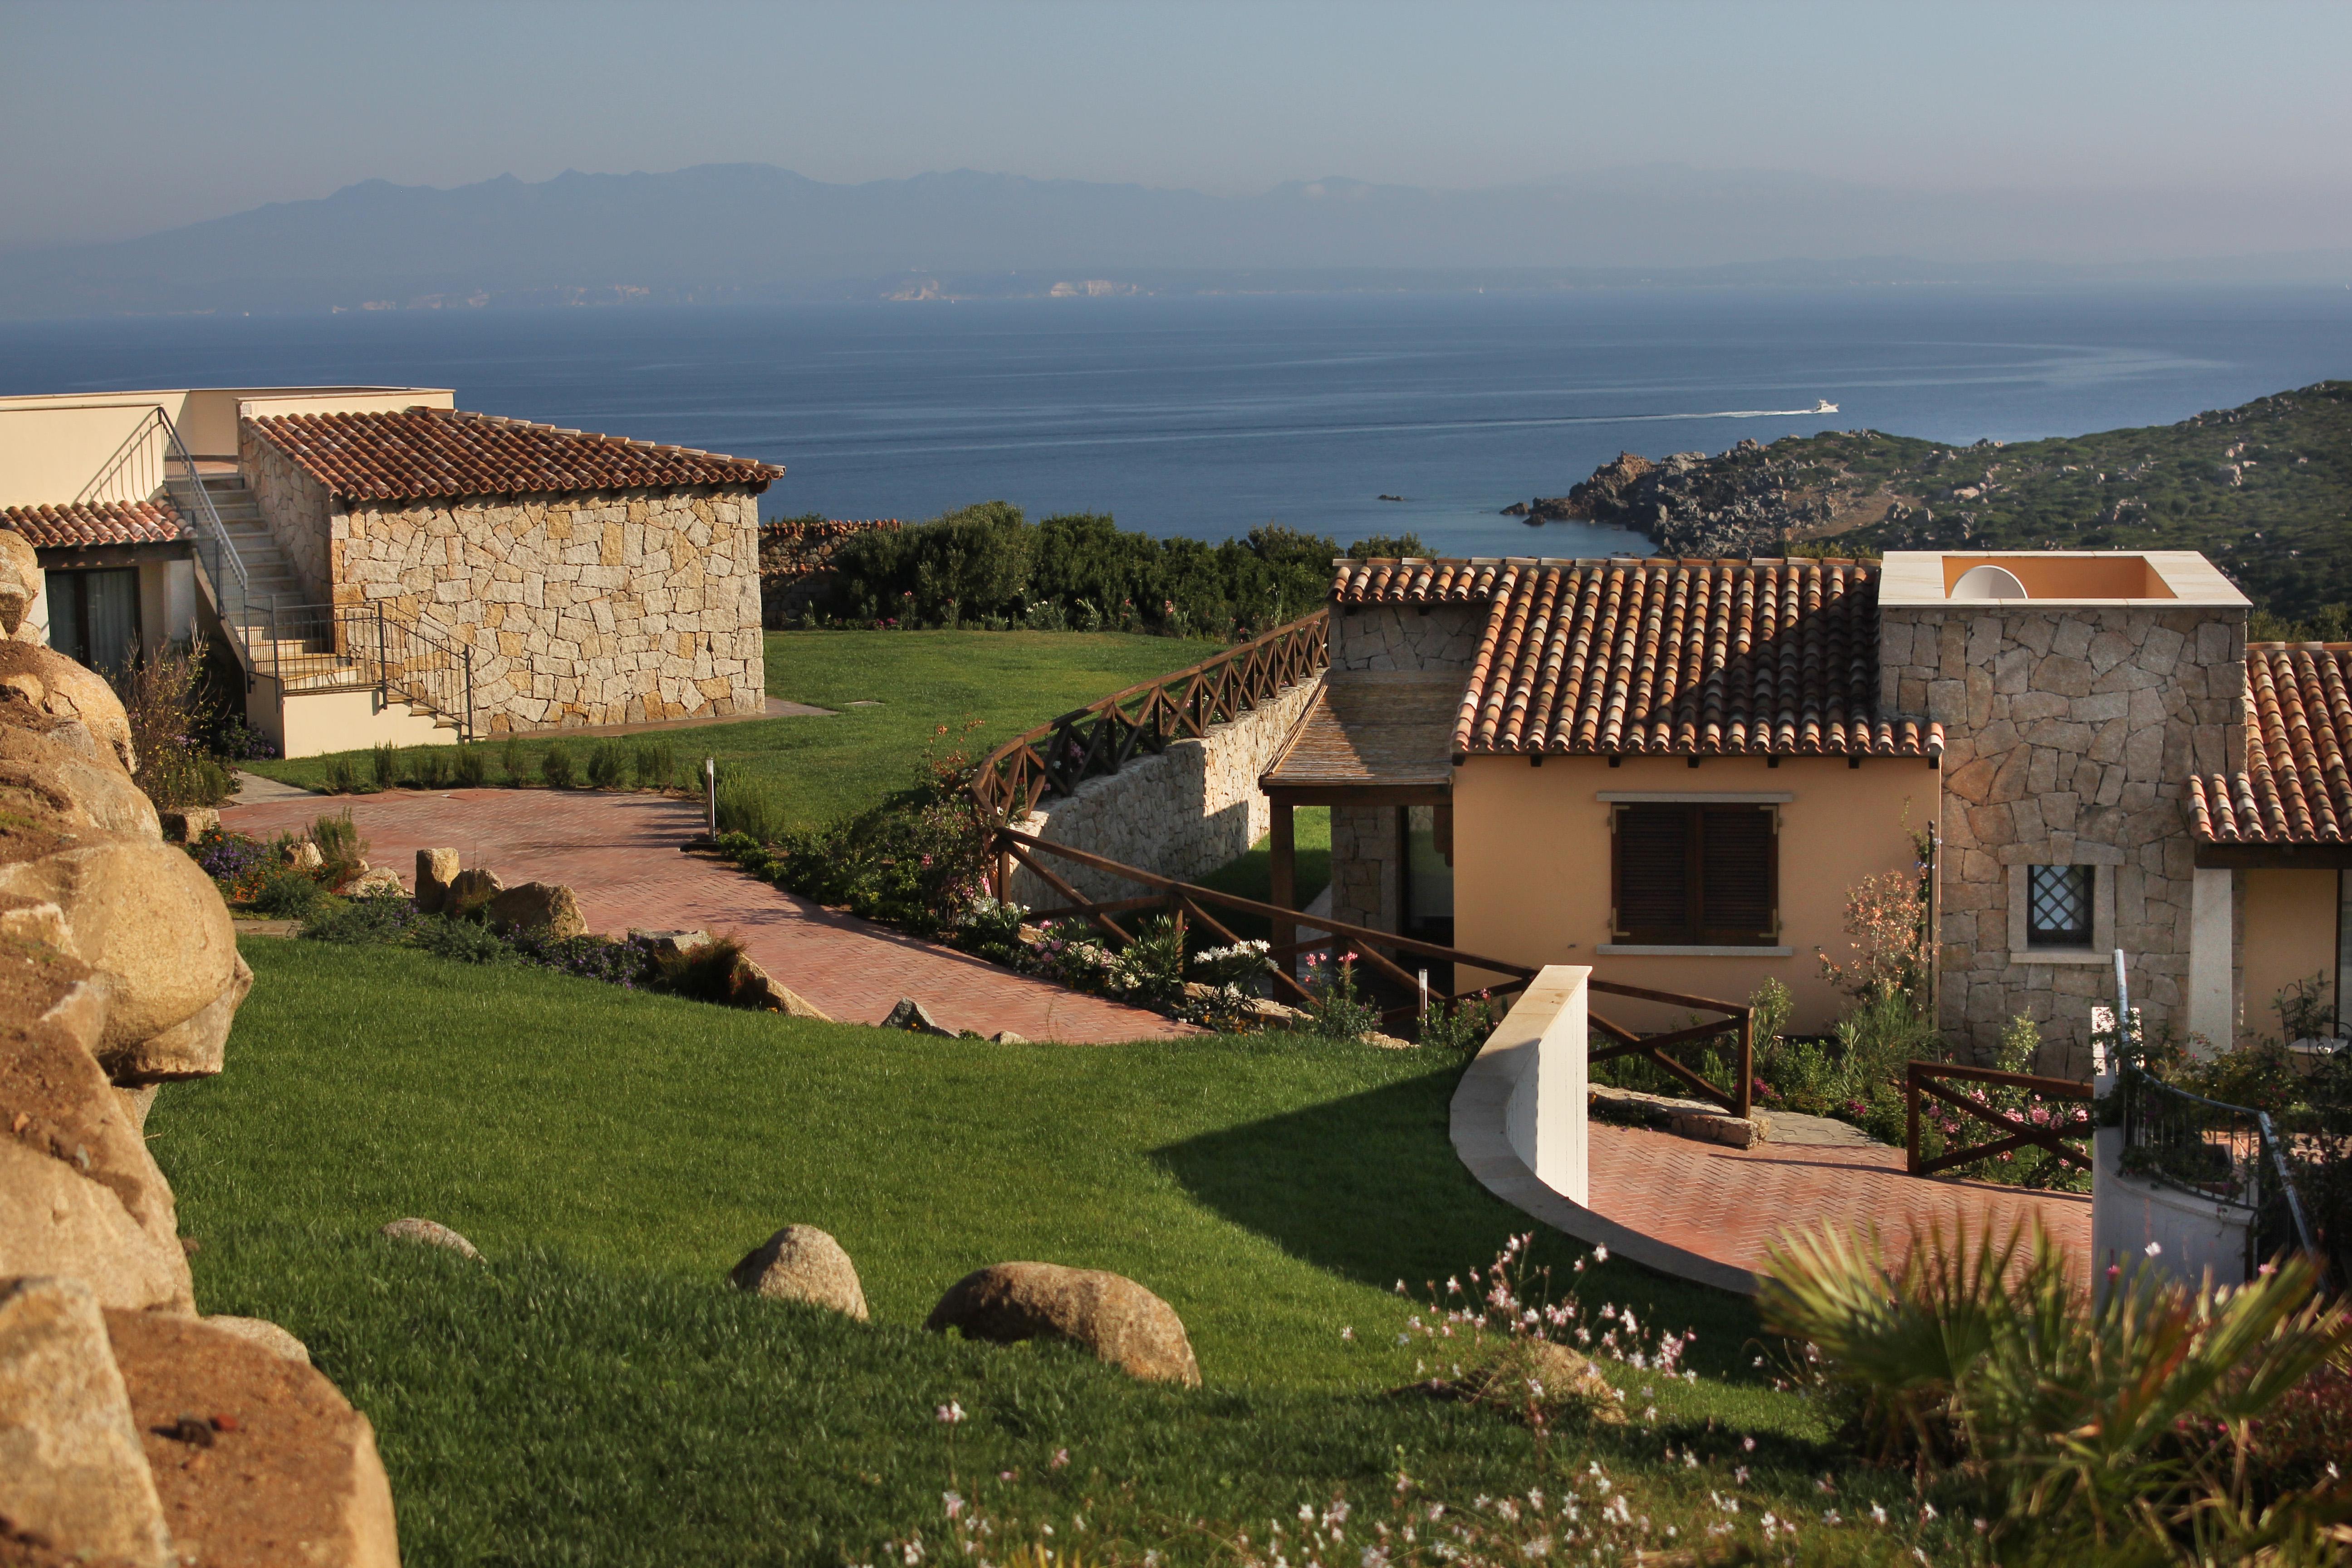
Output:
(1588, 1117), (2092, 1274)
(221, 786), (1196, 1042)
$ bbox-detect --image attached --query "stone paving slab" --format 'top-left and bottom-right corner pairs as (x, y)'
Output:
(218, 787), (1196, 1043)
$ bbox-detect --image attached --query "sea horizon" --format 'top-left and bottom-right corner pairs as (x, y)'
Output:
(4, 283), (2347, 559)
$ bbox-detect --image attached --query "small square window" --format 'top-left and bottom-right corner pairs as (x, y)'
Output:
(2026, 864), (2094, 947)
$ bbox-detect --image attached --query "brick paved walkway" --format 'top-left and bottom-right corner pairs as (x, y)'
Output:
(1587, 1120), (2091, 1284)
(220, 787), (1195, 1043)
(1455, 1040), (2092, 1294)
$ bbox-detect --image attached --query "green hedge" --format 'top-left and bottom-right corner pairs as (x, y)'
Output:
(820, 504), (1423, 640)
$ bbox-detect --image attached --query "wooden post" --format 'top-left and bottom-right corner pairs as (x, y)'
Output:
(1734, 1007), (1754, 1121)
(1269, 797), (1295, 972)
(1905, 1062), (1921, 1175)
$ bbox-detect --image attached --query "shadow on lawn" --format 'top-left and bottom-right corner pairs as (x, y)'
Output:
(1152, 1068), (1771, 1379)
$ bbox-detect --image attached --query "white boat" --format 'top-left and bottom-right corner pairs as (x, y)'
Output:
(1812, 399), (1839, 414)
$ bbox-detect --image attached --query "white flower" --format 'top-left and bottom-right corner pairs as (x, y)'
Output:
(1591, 1245), (1608, 1263)
(936, 1401), (965, 1425)
(2144, 1240), (2163, 1257)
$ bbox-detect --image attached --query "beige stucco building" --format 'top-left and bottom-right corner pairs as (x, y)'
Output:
(0, 386), (779, 755)
(1266, 550), (2332, 1073)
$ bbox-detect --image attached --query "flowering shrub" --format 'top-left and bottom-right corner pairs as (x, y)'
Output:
(1910, 1015), (2092, 1191)
(115, 637), (236, 808)
(1293, 951), (1382, 1041)
(1815, 864), (1927, 1001)
(185, 827), (279, 902)
(1416, 990), (1496, 1053)
(952, 897), (1031, 965)
(1191, 939), (1275, 994)
(747, 730), (995, 937)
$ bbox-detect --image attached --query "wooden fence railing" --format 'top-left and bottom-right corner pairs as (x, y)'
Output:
(1904, 1061), (2095, 1178)
(995, 827), (1756, 1116)
(969, 610), (1329, 823)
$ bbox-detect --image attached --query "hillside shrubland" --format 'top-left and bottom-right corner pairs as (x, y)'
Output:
(1530, 380), (2352, 633)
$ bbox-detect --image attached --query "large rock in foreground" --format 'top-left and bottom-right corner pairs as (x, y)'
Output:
(0, 942), (192, 1312)
(0, 1277), (173, 1568)
(108, 1310), (402, 1568)
(926, 1263), (1200, 1386)
(730, 1225), (868, 1319)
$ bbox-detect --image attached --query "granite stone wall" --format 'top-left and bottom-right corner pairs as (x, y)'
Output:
(1319, 601), (1479, 939)
(239, 427), (334, 604)
(1331, 603), (1484, 673)
(1882, 604), (2245, 1074)
(1330, 802), (1406, 938)
(333, 485), (766, 731)
(1007, 676), (1322, 908)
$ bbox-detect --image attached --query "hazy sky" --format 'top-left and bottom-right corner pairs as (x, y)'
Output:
(5, 0), (2348, 249)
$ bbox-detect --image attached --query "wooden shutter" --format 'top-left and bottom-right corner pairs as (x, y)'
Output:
(1697, 806), (1776, 941)
(1612, 804), (1692, 941)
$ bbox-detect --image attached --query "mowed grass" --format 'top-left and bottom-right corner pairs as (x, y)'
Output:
(1191, 806), (1332, 940)
(143, 940), (1935, 1564)
(242, 629), (1221, 833)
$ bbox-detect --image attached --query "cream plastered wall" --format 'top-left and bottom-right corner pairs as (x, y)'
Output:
(2239, 868), (2337, 1042)
(0, 388), (450, 504)
(1451, 753), (1938, 1034)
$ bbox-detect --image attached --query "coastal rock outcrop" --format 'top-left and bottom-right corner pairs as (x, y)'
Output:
(1504, 439), (1832, 557)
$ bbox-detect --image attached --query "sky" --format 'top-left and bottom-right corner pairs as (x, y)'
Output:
(4, 0), (2350, 250)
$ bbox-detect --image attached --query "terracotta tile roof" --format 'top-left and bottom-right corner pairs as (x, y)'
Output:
(2187, 644), (2352, 845)
(1330, 559), (1510, 604)
(245, 407), (782, 502)
(1261, 675), (1460, 790)
(0, 499), (191, 549)
(1401, 556), (1939, 758)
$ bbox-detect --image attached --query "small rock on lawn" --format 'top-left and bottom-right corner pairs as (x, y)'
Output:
(882, 997), (954, 1036)
(730, 1225), (869, 1320)
(926, 1262), (1200, 1386)
(380, 1218), (481, 1260)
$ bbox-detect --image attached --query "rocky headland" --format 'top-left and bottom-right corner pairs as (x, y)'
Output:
(1502, 439), (1873, 558)
(1496, 382), (2352, 630)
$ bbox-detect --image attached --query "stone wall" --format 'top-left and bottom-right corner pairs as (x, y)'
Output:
(1882, 605), (2245, 1074)
(1007, 675), (1322, 908)
(1330, 803), (1406, 937)
(333, 485), (766, 731)
(239, 426), (334, 603)
(1319, 601), (1481, 939)
(1330, 603), (1485, 673)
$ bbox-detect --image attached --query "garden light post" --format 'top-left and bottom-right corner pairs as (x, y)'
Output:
(705, 757), (716, 838)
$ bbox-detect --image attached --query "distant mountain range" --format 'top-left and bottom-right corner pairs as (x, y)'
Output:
(2, 162), (2347, 318)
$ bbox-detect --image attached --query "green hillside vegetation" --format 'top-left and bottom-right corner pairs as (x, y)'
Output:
(1762, 381), (2352, 631)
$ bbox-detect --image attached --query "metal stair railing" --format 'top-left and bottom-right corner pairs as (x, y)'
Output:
(76, 405), (260, 672)
(245, 598), (478, 742)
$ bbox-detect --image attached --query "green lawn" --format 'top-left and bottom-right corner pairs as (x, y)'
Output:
(242, 630), (1221, 834)
(1191, 806), (1332, 940)
(149, 939), (1945, 1564)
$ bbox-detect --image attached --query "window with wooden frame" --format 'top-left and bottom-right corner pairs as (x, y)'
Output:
(1609, 803), (1779, 946)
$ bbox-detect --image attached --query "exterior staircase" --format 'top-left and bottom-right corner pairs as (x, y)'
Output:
(170, 473), (470, 752)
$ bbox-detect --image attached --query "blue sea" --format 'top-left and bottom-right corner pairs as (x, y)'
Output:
(4, 286), (2349, 557)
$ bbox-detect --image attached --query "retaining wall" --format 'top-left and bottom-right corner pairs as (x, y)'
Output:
(1007, 675), (1322, 909)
